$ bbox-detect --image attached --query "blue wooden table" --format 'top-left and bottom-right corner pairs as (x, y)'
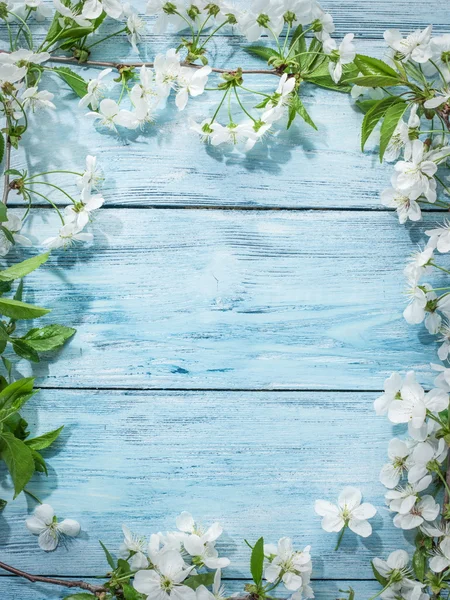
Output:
(1, 2), (449, 597)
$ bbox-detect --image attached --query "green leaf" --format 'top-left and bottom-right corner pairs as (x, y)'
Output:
(0, 297), (50, 320)
(53, 67), (88, 99)
(4, 169), (23, 177)
(304, 37), (325, 72)
(122, 583), (141, 600)
(0, 253), (50, 282)
(355, 99), (380, 114)
(0, 432), (34, 497)
(412, 549), (426, 582)
(361, 97), (403, 151)
(289, 24), (307, 61)
(184, 572), (216, 590)
(379, 100), (408, 161)
(22, 324), (76, 351)
(63, 595), (97, 600)
(57, 26), (94, 41)
(117, 558), (131, 575)
(43, 13), (62, 45)
(31, 449), (47, 474)
(0, 498), (7, 510)
(346, 75), (402, 88)
(12, 340), (40, 363)
(244, 45), (281, 62)
(354, 54), (400, 79)
(371, 561), (388, 587)
(0, 132), (4, 165)
(14, 278), (24, 302)
(2, 356), (12, 380)
(0, 203), (7, 223)
(100, 540), (116, 570)
(0, 378), (35, 410)
(25, 426), (64, 450)
(288, 95), (317, 130)
(3, 413), (29, 439)
(250, 536), (264, 585)
(306, 74), (352, 93)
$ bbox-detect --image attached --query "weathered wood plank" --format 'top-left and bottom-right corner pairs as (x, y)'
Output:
(0, 577), (380, 599)
(6, 208), (440, 390)
(0, 390), (414, 579)
(0, 38), (425, 211)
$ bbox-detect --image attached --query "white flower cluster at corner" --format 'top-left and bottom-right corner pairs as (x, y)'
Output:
(26, 503), (81, 551)
(120, 512), (313, 600)
(42, 155), (105, 251)
(374, 371), (448, 532)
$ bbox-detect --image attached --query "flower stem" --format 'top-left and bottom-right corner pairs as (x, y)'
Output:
(334, 525), (346, 551)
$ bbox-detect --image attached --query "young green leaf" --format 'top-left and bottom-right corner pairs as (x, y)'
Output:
(303, 37), (325, 72)
(346, 75), (401, 88)
(12, 340), (40, 363)
(0, 297), (50, 320)
(361, 97), (403, 151)
(306, 74), (352, 93)
(250, 536), (265, 585)
(379, 100), (408, 161)
(0, 253), (50, 282)
(288, 95), (317, 130)
(22, 324), (76, 351)
(122, 583), (142, 600)
(0, 498), (7, 510)
(354, 54), (400, 79)
(0, 432), (35, 497)
(25, 426), (64, 450)
(244, 46), (281, 62)
(184, 572), (216, 590)
(53, 67), (88, 99)
(0, 377), (35, 410)
(289, 24), (307, 61)
(100, 540), (116, 570)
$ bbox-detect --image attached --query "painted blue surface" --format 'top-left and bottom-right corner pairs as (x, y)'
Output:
(1, 1), (449, 598)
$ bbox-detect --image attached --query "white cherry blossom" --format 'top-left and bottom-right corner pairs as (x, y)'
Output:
(133, 550), (196, 600)
(26, 504), (80, 551)
(314, 486), (376, 538)
(42, 223), (93, 250)
(79, 69), (112, 110)
(323, 33), (356, 83)
(384, 26), (433, 63)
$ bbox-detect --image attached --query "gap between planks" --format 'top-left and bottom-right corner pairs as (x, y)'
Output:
(0, 575), (378, 582)
(7, 203), (448, 213)
(37, 386), (384, 392)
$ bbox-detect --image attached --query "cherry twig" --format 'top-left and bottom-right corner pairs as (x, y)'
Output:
(0, 560), (106, 595)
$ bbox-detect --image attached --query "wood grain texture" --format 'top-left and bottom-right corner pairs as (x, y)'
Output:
(5, 208), (441, 390)
(0, 390), (413, 579)
(0, 578), (380, 600)
(0, 38), (433, 211)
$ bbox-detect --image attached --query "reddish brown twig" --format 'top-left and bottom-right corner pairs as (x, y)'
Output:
(0, 560), (106, 595)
